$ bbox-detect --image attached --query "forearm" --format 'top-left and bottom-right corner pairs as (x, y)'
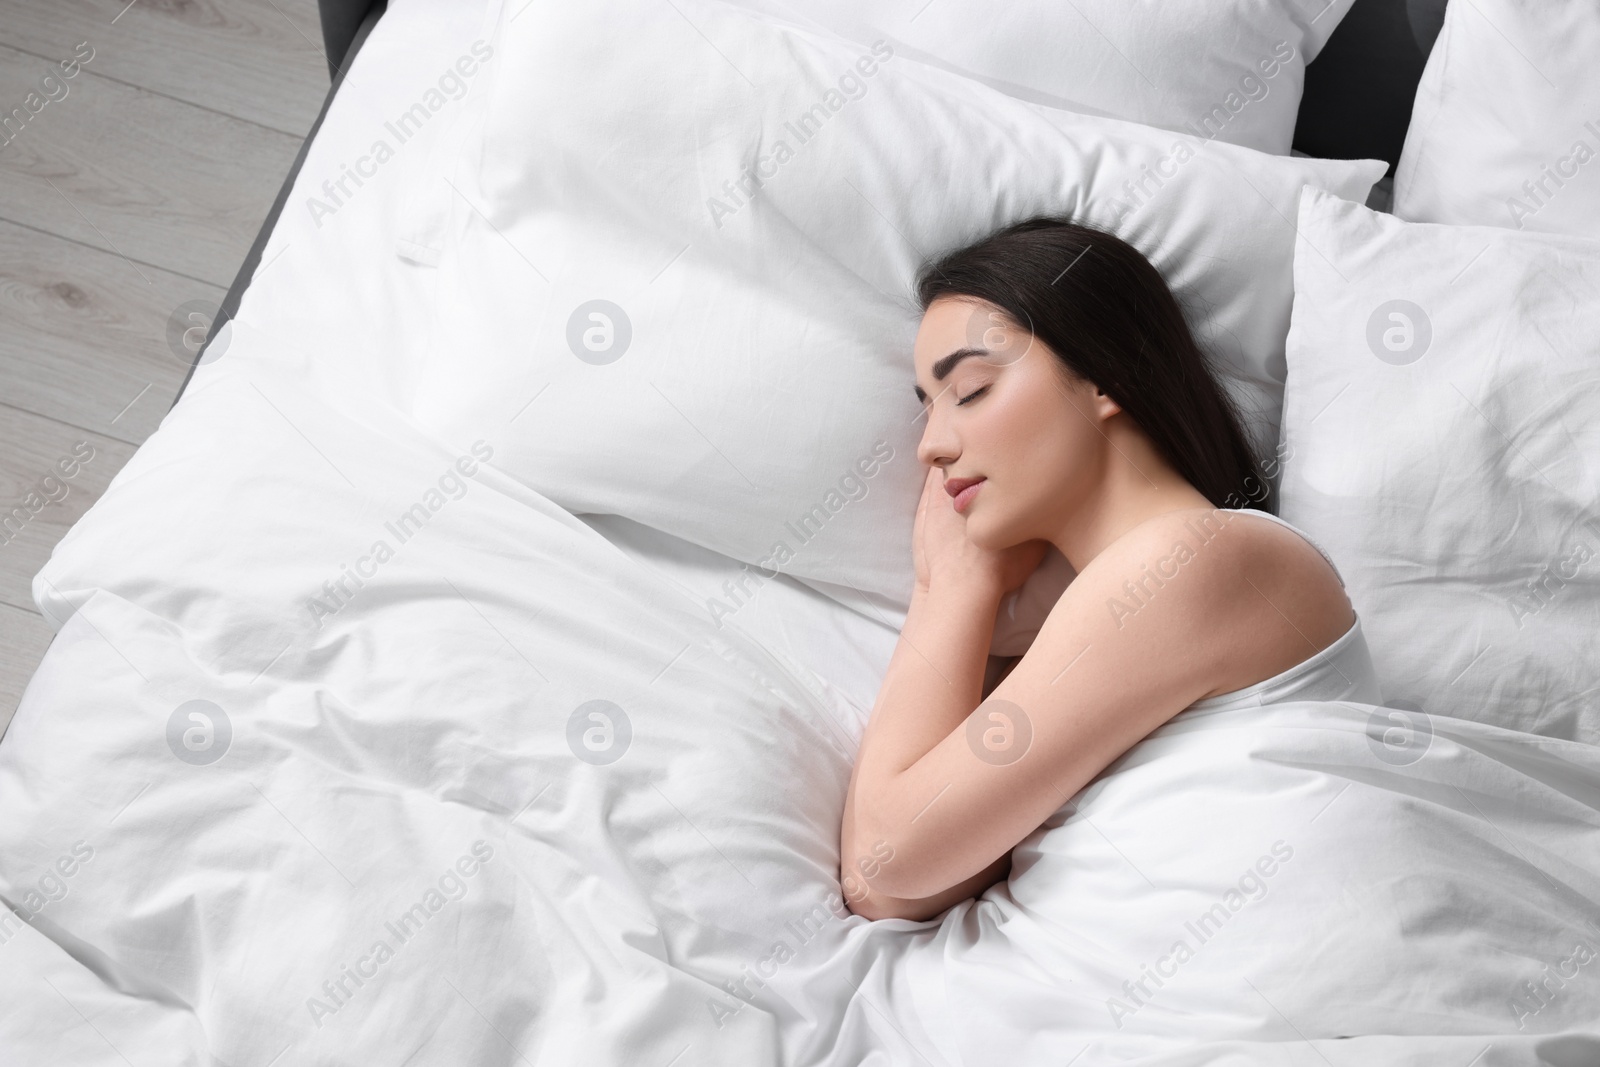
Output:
(841, 579), (1002, 892)
(862, 580), (1000, 775)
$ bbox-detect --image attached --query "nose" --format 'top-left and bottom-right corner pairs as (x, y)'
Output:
(916, 399), (959, 470)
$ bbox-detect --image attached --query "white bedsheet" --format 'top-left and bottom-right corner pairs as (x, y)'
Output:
(3, 1), (1599, 1064)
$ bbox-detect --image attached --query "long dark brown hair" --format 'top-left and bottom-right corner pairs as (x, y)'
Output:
(914, 216), (1271, 512)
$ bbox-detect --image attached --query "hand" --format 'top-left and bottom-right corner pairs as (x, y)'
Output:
(913, 466), (1051, 598)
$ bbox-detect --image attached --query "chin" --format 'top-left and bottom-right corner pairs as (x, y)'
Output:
(964, 504), (1008, 550)
(972, 495), (1038, 553)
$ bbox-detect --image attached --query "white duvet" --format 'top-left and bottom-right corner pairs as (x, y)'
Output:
(8, 364), (1600, 1066)
(4, 1), (1599, 1064)
(6, 369), (1600, 1065)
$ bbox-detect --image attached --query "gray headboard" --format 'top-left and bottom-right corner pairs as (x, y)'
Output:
(314, 0), (1447, 164)
(1293, 0), (1448, 175)
(319, 0), (387, 81)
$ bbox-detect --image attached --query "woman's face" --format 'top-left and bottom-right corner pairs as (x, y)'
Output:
(911, 296), (1120, 551)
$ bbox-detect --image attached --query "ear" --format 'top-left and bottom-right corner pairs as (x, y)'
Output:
(1092, 387), (1122, 420)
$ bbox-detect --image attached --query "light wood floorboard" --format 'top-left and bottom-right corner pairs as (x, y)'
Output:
(0, 0), (326, 738)
(0, 217), (217, 443)
(0, 601), (54, 728)
(0, 0), (328, 135)
(0, 40), (306, 286)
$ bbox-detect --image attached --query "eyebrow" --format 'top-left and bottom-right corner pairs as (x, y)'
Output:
(913, 347), (988, 404)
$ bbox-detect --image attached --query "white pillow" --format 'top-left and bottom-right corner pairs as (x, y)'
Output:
(742, 0), (1356, 155)
(412, 0), (1384, 616)
(1393, 0), (1600, 238)
(1279, 186), (1600, 743)
(989, 546), (1077, 658)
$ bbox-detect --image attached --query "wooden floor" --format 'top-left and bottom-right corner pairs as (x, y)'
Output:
(0, 0), (329, 734)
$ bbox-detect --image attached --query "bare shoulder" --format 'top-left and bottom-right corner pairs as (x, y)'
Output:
(974, 507), (1355, 816)
(1030, 506), (1355, 704)
(984, 511), (1253, 774)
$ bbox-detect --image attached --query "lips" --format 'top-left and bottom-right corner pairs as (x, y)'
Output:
(945, 475), (985, 514)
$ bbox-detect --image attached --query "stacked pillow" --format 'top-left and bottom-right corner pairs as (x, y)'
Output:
(744, 0), (1356, 154)
(1394, 0), (1600, 238)
(1278, 187), (1600, 743)
(1280, 3), (1600, 743)
(408, 0), (1384, 620)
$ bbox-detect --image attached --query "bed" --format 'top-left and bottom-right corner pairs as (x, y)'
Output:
(4, 1), (1598, 1064)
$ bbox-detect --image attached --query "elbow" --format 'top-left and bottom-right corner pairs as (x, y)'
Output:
(842, 828), (937, 901)
(845, 888), (916, 922)
(841, 872), (930, 922)
(843, 771), (940, 899)
(843, 886), (894, 921)
(844, 883), (960, 923)
(841, 829), (901, 893)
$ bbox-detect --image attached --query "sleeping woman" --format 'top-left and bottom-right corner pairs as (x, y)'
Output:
(839, 216), (1377, 921)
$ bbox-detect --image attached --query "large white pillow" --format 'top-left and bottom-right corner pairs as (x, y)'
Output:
(410, 0), (1384, 615)
(1393, 0), (1600, 238)
(754, 0), (1357, 155)
(1279, 186), (1600, 743)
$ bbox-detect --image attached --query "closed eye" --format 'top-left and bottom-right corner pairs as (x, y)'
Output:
(956, 385), (989, 406)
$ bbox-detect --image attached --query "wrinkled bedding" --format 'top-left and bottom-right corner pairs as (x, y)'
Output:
(3, 0), (1598, 1063)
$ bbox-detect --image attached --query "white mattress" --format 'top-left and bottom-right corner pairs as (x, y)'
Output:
(3, 2), (1599, 1064)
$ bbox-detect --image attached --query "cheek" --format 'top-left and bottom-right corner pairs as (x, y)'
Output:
(976, 389), (1030, 447)
(994, 379), (1102, 512)
(966, 388), (1062, 523)
(988, 379), (1080, 470)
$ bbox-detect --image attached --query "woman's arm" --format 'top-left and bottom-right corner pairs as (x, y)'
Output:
(843, 507), (1244, 905)
(840, 578), (1007, 919)
(844, 848), (1010, 923)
